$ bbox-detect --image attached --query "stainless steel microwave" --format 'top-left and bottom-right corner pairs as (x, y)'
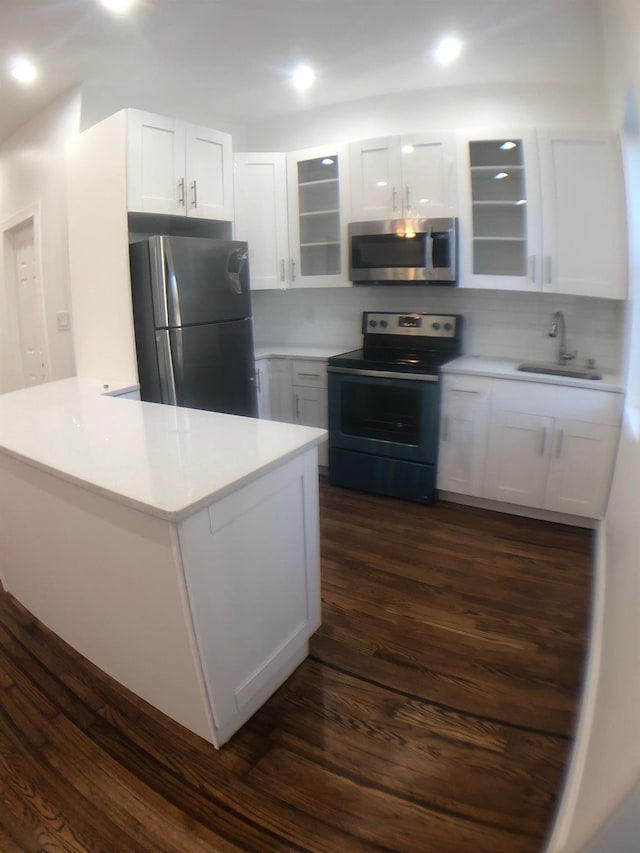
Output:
(348, 217), (457, 285)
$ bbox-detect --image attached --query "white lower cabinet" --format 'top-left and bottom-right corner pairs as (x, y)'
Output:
(542, 418), (620, 517)
(484, 411), (555, 507)
(257, 357), (329, 467)
(255, 358), (271, 419)
(267, 358), (295, 423)
(437, 375), (492, 495)
(178, 450), (321, 742)
(439, 373), (622, 520)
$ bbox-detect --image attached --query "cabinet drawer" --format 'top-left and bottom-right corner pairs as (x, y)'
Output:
(292, 360), (327, 388)
(442, 374), (493, 401)
(491, 379), (622, 425)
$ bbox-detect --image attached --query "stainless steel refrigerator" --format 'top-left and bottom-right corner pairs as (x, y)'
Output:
(129, 235), (258, 417)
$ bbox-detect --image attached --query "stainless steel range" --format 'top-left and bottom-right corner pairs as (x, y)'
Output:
(327, 311), (463, 503)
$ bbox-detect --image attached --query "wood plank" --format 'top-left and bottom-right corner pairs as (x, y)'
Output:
(0, 481), (591, 851)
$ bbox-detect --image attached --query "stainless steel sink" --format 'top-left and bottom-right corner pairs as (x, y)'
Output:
(517, 362), (603, 380)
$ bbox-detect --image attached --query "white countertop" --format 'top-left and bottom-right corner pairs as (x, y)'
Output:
(254, 344), (356, 360)
(442, 356), (624, 393)
(0, 378), (326, 522)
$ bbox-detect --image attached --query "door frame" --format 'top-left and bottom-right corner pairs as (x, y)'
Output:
(1, 201), (51, 389)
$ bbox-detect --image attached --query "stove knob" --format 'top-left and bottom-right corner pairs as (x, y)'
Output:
(444, 322), (453, 331)
(432, 322), (441, 330)
(369, 319), (378, 328)
(380, 320), (388, 328)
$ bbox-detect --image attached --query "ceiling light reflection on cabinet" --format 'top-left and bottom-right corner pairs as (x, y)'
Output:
(493, 172), (509, 180)
(500, 141), (517, 150)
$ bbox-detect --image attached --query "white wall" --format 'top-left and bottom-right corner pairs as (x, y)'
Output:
(0, 88), (81, 394)
(253, 287), (623, 371)
(246, 81), (610, 152)
(546, 1), (640, 851)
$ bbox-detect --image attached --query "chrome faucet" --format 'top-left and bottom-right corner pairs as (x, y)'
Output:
(548, 311), (577, 363)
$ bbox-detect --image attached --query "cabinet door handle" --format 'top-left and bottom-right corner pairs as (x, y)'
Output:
(405, 185), (411, 211)
(290, 259), (297, 282)
(295, 393), (300, 420)
(528, 255), (537, 284)
(297, 372), (321, 379)
(451, 389), (481, 395)
(539, 427), (548, 456)
(555, 429), (564, 459)
(280, 258), (286, 283)
(191, 180), (198, 208)
(544, 256), (552, 285)
(442, 413), (449, 441)
(392, 186), (398, 213)
(256, 369), (261, 393)
(178, 177), (185, 206)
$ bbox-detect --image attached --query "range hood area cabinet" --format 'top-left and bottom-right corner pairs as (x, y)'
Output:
(127, 110), (234, 221)
(233, 144), (351, 290)
(456, 128), (627, 299)
(348, 133), (458, 221)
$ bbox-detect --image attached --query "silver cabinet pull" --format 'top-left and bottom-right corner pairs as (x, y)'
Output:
(539, 427), (548, 456)
(297, 372), (321, 379)
(442, 413), (450, 441)
(256, 369), (262, 393)
(191, 180), (198, 208)
(295, 393), (300, 420)
(290, 259), (297, 282)
(405, 185), (411, 211)
(280, 258), (286, 283)
(555, 429), (564, 459)
(450, 388), (481, 395)
(545, 256), (552, 285)
(392, 186), (398, 213)
(528, 255), (537, 283)
(178, 177), (185, 206)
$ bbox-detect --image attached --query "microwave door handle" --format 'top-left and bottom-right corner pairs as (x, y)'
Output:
(424, 227), (434, 273)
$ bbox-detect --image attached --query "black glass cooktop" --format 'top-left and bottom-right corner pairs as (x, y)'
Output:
(328, 347), (455, 375)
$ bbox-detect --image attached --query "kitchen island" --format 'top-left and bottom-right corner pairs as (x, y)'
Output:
(0, 378), (326, 747)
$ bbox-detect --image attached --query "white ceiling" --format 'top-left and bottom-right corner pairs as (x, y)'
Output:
(0, 0), (604, 143)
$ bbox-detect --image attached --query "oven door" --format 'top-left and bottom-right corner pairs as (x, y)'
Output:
(328, 368), (440, 463)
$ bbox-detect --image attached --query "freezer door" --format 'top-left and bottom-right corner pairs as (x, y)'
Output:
(161, 318), (258, 416)
(150, 235), (252, 328)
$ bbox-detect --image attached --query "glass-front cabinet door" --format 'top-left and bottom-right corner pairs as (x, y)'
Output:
(286, 144), (351, 288)
(457, 130), (541, 291)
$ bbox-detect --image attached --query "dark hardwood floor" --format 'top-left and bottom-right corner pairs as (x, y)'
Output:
(0, 480), (592, 852)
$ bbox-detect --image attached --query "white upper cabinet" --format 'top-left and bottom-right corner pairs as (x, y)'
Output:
(458, 127), (626, 298)
(349, 133), (457, 221)
(457, 129), (542, 291)
(233, 152), (289, 290)
(127, 110), (233, 221)
(286, 143), (350, 288)
(537, 130), (627, 299)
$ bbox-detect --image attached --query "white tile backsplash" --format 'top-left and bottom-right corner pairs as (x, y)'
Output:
(252, 286), (626, 371)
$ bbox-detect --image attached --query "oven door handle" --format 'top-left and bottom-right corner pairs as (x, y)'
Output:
(327, 366), (439, 382)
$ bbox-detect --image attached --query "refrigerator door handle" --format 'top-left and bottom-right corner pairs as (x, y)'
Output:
(164, 239), (183, 328)
(150, 236), (170, 328)
(155, 330), (177, 405)
(227, 247), (248, 295)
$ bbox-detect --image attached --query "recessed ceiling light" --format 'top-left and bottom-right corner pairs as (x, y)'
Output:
(434, 35), (462, 66)
(291, 64), (315, 92)
(101, 0), (135, 13)
(8, 57), (38, 84)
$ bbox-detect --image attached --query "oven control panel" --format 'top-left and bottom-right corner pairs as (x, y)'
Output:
(362, 312), (459, 338)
